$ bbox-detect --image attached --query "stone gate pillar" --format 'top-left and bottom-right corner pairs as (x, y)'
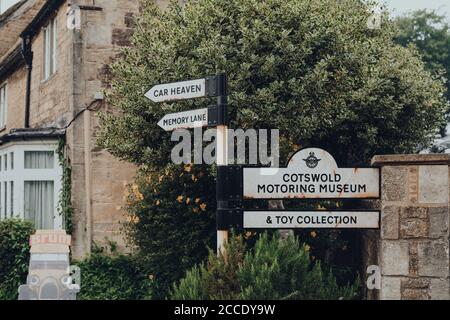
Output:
(371, 154), (450, 300)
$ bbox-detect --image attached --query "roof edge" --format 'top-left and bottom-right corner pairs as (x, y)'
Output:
(20, 0), (65, 38)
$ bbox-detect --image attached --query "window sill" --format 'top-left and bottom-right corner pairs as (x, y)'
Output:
(41, 72), (57, 86)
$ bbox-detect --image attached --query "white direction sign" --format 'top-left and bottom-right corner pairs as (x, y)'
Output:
(243, 148), (380, 199)
(158, 108), (208, 131)
(145, 78), (206, 102)
(244, 211), (380, 229)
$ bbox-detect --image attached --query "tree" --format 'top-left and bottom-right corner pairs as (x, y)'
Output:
(97, 0), (448, 298)
(395, 10), (450, 136)
(98, 0), (447, 167)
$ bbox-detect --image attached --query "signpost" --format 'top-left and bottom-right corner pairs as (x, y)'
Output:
(147, 75), (230, 253)
(148, 75), (382, 254)
(243, 148), (380, 199)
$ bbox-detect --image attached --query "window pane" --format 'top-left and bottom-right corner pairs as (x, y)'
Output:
(10, 181), (13, 217)
(44, 27), (50, 79)
(0, 85), (6, 127)
(10, 152), (13, 170)
(24, 181), (54, 229)
(4, 154), (6, 171)
(52, 18), (57, 74)
(3, 181), (6, 217)
(24, 151), (54, 169)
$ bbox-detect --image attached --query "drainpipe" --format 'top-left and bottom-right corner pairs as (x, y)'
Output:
(21, 34), (33, 128)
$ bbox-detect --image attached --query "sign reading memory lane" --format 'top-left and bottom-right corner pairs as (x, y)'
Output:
(244, 211), (380, 229)
(158, 108), (208, 131)
(243, 148), (380, 199)
(145, 78), (206, 102)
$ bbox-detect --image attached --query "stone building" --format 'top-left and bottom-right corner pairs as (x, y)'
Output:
(0, 0), (153, 258)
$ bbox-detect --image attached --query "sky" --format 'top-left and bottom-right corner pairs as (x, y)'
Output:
(0, 0), (20, 14)
(382, 0), (450, 20)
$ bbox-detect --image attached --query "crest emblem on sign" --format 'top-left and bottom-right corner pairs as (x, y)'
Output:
(303, 152), (321, 168)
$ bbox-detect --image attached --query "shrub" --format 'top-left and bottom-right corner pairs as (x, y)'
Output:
(75, 245), (154, 300)
(171, 232), (360, 300)
(123, 164), (216, 299)
(0, 219), (34, 300)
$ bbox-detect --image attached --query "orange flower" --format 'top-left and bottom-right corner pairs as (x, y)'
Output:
(176, 195), (184, 203)
(200, 203), (207, 211)
(186, 197), (191, 204)
(311, 231), (317, 238)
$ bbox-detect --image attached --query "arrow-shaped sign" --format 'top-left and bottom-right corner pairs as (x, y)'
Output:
(158, 108), (210, 131)
(145, 78), (206, 102)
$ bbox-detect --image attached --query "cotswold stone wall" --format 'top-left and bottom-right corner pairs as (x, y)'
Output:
(371, 155), (450, 300)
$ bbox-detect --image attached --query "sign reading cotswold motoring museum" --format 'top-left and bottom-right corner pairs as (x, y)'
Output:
(243, 148), (379, 199)
(243, 148), (380, 229)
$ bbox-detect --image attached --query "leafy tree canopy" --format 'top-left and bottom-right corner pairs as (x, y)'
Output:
(395, 10), (450, 136)
(98, 0), (447, 167)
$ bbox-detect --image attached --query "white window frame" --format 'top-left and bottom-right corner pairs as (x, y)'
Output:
(0, 83), (7, 128)
(43, 17), (58, 80)
(0, 140), (63, 229)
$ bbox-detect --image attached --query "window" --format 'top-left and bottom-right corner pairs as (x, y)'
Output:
(25, 151), (54, 169)
(43, 17), (57, 80)
(10, 181), (13, 217)
(0, 144), (62, 229)
(3, 181), (6, 217)
(24, 181), (54, 229)
(0, 84), (6, 128)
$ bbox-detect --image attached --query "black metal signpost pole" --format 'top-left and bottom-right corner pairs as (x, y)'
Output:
(214, 73), (229, 254)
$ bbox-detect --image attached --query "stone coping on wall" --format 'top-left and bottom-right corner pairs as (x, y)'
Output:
(372, 154), (450, 167)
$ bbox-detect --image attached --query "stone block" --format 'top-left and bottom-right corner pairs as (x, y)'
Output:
(382, 167), (407, 202)
(400, 218), (428, 239)
(401, 289), (429, 300)
(401, 206), (428, 219)
(428, 207), (449, 239)
(381, 206), (399, 239)
(401, 278), (430, 289)
(417, 240), (449, 278)
(419, 165), (449, 204)
(381, 241), (409, 276)
(380, 277), (401, 300)
(430, 279), (450, 300)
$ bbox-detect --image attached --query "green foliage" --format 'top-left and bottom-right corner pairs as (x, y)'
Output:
(98, 0), (447, 167)
(96, 0), (447, 300)
(395, 10), (450, 92)
(395, 10), (450, 135)
(171, 233), (360, 300)
(0, 219), (34, 300)
(57, 139), (74, 234)
(123, 164), (215, 299)
(75, 244), (154, 300)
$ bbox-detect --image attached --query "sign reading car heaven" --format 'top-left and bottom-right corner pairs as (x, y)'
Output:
(243, 148), (380, 199)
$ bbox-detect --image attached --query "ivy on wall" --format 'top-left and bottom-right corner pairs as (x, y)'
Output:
(57, 138), (74, 234)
